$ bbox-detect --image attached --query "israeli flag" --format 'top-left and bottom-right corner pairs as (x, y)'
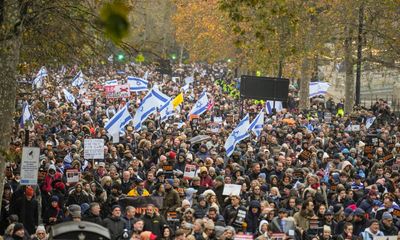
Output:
(143, 71), (149, 80)
(181, 84), (190, 93)
(160, 98), (174, 123)
(189, 91), (209, 116)
(266, 100), (283, 114)
(104, 79), (118, 86)
(60, 65), (67, 75)
(248, 109), (264, 137)
(20, 102), (33, 128)
(32, 66), (48, 88)
(365, 116), (376, 129)
(132, 87), (169, 131)
(127, 76), (149, 92)
(62, 89), (76, 106)
(72, 70), (85, 88)
(105, 103), (132, 135)
(309, 82), (330, 98)
(224, 114), (250, 157)
(184, 76), (194, 85)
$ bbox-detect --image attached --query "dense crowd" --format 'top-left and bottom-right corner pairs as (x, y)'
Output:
(2, 62), (400, 240)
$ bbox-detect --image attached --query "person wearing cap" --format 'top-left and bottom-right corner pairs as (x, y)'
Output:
(199, 166), (213, 188)
(43, 195), (63, 226)
(10, 186), (38, 235)
(335, 206), (355, 235)
(269, 208), (288, 233)
(193, 195), (208, 219)
(162, 178), (180, 217)
(352, 208), (368, 236)
(32, 225), (47, 240)
(102, 205), (126, 240)
(11, 222), (26, 240)
(379, 211), (399, 236)
(82, 202), (103, 225)
(360, 219), (384, 240)
(320, 209), (337, 234)
(67, 204), (82, 222)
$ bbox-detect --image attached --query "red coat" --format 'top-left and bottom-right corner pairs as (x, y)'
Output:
(200, 175), (213, 188)
(41, 172), (62, 193)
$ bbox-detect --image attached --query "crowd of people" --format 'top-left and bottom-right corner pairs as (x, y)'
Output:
(1, 62), (400, 240)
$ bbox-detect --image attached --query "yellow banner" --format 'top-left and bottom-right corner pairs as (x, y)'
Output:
(172, 93), (184, 108)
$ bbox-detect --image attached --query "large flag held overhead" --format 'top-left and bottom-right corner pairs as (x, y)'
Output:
(309, 82), (330, 98)
(132, 87), (169, 131)
(189, 91), (209, 117)
(224, 114), (250, 157)
(20, 102), (33, 128)
(248, 109), (264, 137)
(266, 100), (283, 114)
(32, 66), (48, 88)
(160, 98), (174, 123)
(172, 93), (184, 108)
(62, 89), (76, 106)
(105, 103), (132, 135)
(127, 76), (149, 92)
(72, 70), (85, 88)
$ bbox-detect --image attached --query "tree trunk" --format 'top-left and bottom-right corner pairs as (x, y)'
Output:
(0, 1), (21, 214)
(355, 1), (364, 106)
(299, 57), (311, 110)
(344, 25), (354, 113)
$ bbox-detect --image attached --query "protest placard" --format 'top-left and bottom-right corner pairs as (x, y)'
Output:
(183, 164), (197, 180)
(20, 147), (40, 185)
(84, 139), (104, 159)
(66, 169), (80, 183)
(223, 184), (241, 196)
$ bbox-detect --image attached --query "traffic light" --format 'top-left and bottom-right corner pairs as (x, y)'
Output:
(171, 53), (177, 60)
(117, 54), (124, 61)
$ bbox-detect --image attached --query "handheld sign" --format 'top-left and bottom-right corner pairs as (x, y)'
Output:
(20, 147), (40, 185)
(223, 184), (241, 196)
(84, 139), (105, 159)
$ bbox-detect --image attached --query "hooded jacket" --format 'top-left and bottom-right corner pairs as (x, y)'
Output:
(245, 200), (261, 234)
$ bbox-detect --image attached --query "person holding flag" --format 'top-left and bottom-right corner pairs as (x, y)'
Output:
(224, 114), (250, 157)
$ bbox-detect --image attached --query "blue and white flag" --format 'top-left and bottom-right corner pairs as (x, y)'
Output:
(224, 114), (250, 157)
(143, 71), (149, 80)
(266, 100), (283, 114)
(248, 109), (264, 137)
(184, 76), (194, 85)
(20, 102), (33, 128)
(32, 66), (48, 88)
(62, 89), (76, 106)
(132, 87), (169, 131)
(189, 91), (209, 116)
(72, 70), (85, 88)
(181, 84), (190, 93)
(60, 65), (67, 75)
(309, 82), (330, 98)
(104, 79), (118, 86)
(159, 98), (174, 123)
(365, 116), (376, 129)
(105, 103), (132, 135)
(127, 76), (149, 92)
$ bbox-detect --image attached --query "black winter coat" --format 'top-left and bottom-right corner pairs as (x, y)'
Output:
(143, 213), (165, 239)
(102, 216), (126, 240)
(10, 197), (38, 235)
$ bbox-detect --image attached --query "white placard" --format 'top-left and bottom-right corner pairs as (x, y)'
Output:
(183, 164), (197, 180)
(351, 125), (360, 131)
(66, 169), (81, 183)
(84, 139), (104, 159)
(374, 237), (397, 240)
(223, 184), (241, 196)
(20, 147), (40, 185)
